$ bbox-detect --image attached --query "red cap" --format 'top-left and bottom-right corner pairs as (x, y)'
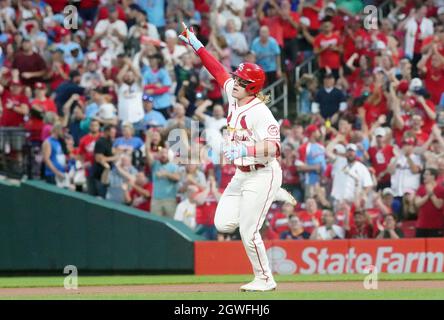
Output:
(34, 82), (45, 89)
(305, 124), (319, 137)
(281, 119), (291, 128)
(397, 80), (409, 94)
(403, 137), (416, 146)
(60, 28), (69, 36)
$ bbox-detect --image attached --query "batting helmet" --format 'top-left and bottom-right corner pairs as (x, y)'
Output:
(231, 63), (266, 95)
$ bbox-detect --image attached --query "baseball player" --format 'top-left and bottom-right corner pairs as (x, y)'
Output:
(180, 23), (293, 292)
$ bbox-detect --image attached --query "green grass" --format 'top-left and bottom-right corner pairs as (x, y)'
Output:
(1, 273), (443, 300)
(0, 273), (443, 288)
(3, 289), (444, 300)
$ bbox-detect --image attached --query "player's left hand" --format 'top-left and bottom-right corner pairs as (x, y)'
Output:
(223, 143), (248, 161)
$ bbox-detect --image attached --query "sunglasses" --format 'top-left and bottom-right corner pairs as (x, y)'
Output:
(232, 76), (251, 88)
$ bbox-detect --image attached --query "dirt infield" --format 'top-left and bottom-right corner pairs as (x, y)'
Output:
(1, 280), (443, 297)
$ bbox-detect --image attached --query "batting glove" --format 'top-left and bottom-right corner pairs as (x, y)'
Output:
(223, 143), (248, 161)
(178, 22), (203, 52)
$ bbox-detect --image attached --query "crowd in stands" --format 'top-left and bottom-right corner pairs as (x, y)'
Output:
(1, 0), (444, 240)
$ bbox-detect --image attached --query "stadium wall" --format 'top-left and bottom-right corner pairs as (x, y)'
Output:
(0, 180), (202, 273)
(195, 239), (444, 275)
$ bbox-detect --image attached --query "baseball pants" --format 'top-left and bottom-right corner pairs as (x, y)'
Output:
(214, 160), (282, 281)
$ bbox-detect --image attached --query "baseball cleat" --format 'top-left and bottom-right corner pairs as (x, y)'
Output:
(275, 188), (298, 206)
(240, 278), (277, 292)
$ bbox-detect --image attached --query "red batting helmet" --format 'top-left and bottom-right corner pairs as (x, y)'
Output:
(231, 63), (266, 95)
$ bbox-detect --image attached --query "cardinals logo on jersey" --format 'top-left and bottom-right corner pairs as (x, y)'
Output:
(231, 115), (253, 142)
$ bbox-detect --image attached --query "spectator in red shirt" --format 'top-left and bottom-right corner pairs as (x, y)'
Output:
(296, 197), (323, 234)
(345, 210), (374, 239)
(277, 0), (301, 63)
(0, 80), (30, 127)
(418, 47), (444, 105)
(25, 82), (57, 142)
(195, 175), (222, 240)
(79, 119), (101, 180)
(47, 48), (70, 92)
(12, 39), (47, 87)
(124, 172), (153, 212)
(312, 19), (343, 79)
(257, 0), (285, 48)
(368, 127), (395, 190)
(97, 0), (127, 22)
(414, 168), (444, 238)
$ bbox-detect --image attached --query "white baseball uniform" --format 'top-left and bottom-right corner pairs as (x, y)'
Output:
(214, 78), (283, 282)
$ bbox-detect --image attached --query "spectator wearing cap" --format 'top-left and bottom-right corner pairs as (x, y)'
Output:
(311, 73), (347, 124)
(146, 135), (180, 219)
(280, 215), (310, 240)
(251, 25), (282, 86)
(388, 136), (422, 199)
(116, 56), (145, 126)
(113, 122), (144, 155)
(42, 123), (67, 185)
(93, 5), (128, 59)
(80, 59), (106, 89)
(398, 5), (434, 74)
(47, 48), (70, 92)
(25, 82), (56, 142)
(55, 29), (84, 68)
(414, 168), (444, 237)
(331, 143), (374, 206)
(368, 127), (395, 190)
(312, 19), (342, 80)
(297, 124), (326, 198)
(12, 38), (47, 87)
(0, 79), (29, 127)
(310, 210), (345, 240)
(141, 94), (167, 130)
(54, 70), (85, 116)
(142, 53), (173, 119)
(408, 79), (437, 135)
(257, 0), (285, 49)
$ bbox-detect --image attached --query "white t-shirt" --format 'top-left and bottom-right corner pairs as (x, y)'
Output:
(223, 78), (281, 166)
(174, 199), (196, 230)
(390, 154), (422, 197)
(314, 225), (345, 240)
(331, 160), (374, 202)
(203, 115), (226, 155)
(161, 44), (188, 76)
(117, 83), (144, 124)
(98, 103), (116, 120)
(94, 19), (128, 56)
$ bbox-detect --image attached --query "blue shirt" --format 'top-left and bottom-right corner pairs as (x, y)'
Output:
(144, 110), (167, 128)
(137, 0), (165, 27)
(151, 160), (179, 200)
(305, 142), (326, 185)
(142, 66), (172, 110)
(56, 42), (84, 66)
(85, 102), (99, 118)
(251, 37), (281, 72)
(44, 137), (66, 177)
(113, 137), (144, 150)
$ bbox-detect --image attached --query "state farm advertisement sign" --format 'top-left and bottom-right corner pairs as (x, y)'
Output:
(194, 239), (444, 275)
